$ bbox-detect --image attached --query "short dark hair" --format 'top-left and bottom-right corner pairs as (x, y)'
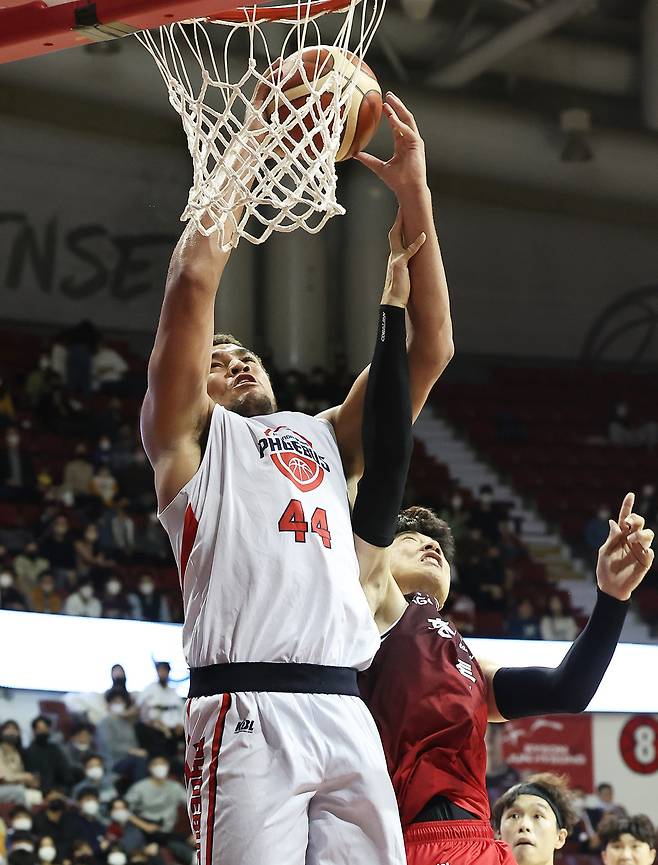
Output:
(212, 334), (265, 371)
(105, 688), (130, 706)
(492, 773), (578, 834)
(75, 786), (99, 802)
(213, 333), (243, 348)
(599, 814), (657, 849)
(395, 506), (456, 565)
(31, 715), (51, 730)
(83, 753), (104, 766)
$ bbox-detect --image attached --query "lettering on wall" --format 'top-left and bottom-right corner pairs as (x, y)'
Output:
(0, 212), (175, 303)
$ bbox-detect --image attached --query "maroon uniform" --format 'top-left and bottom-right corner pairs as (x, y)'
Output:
(359, 592), (490, 825)
(359, 592), (516, 865)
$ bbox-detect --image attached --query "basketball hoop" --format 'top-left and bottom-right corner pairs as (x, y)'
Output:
(137, 0), (385, 249)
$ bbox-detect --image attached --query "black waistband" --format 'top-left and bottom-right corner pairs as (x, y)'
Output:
(188, 662), (360, 698)
(412, 795), (479, 824)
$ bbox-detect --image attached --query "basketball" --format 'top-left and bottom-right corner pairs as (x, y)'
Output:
(255, 45), (382, 162)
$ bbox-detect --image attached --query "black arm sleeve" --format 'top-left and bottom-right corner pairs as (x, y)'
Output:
(493, 589), (629, 719)
(351, 304), (412, 548)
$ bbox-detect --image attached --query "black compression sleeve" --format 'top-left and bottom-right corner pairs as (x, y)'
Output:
(493, 589), (629, 719)
(352, 304), (412, 548)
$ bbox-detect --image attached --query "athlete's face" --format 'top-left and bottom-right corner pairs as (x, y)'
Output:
(499, 795), (567, 865)
(208, 344), (277, 418)
(389, 531), (451, 604)
(603, 835), (657, 865)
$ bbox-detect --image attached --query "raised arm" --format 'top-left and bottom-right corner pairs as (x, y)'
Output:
(352, 212), (425, 620)
(480, 492), (654, 722)
(140, 218), (230, 512)
(321, 93), (453, 485)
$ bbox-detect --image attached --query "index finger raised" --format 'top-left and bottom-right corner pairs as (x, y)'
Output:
(617, 492), (635, 526)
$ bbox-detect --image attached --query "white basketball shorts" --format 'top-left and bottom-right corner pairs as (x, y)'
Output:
(184, 691), (405, 865)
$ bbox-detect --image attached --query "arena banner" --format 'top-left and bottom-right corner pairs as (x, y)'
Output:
(500, 714), (594, 789)
(1, 610), (658, 711)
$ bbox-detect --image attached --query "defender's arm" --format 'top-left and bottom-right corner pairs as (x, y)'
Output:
(480, 497), (654, 722)
(321, 94), (453, 485)
(354, 215), (423, 628)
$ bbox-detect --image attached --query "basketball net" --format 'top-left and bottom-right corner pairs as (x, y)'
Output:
(137, 0), (385, 249)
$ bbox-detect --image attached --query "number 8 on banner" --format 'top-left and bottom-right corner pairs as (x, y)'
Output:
(619, 716), (658, 774)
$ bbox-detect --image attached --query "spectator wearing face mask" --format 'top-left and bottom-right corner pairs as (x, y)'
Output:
(125, 758), (192, 865)
(129, 578), (170, 624)
(104, 843), (130, 865)
(90, 467), (119, 508)
(70, 789), (107, 856)
(7, 830), (36, 865)
(36, 836), (60, 865)
(63, 580), (102, 618)
(30, 572), (63, 615)
(63, 725), (97, 783)
(97, 693), (147, 786)
(105, 802), (146, 856)
(24, 717), (72, 794)
(6, 810), (34, 846)
(0, 721), (37, 806)
(32, 792), (77, 857)
(72, 757), (118, 816)
(101, 578), (133, 621)
(0, 570), (30, 612)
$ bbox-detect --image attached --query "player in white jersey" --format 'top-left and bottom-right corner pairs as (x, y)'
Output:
(140, 94), (454, 864)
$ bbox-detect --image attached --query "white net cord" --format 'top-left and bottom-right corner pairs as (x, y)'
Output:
(137, 0), (385, 249)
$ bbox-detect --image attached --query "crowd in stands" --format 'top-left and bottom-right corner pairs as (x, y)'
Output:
(0, 659), (641, 865)
(0, 662), (193, 865)
(0, 324), (596, 639)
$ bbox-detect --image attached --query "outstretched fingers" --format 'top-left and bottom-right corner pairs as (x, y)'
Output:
(354, 150), (386, 177)
(383, 101), (416, 141)
(385, 92), (419, 133)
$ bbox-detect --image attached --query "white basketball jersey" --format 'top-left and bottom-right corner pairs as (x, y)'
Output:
(159, 405), (379, 671)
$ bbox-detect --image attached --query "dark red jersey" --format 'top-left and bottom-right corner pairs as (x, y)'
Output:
(358, 592), (490, 826)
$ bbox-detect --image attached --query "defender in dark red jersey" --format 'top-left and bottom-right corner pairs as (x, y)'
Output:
(354, 497), (654, 865)
(354, 500), (654, 865)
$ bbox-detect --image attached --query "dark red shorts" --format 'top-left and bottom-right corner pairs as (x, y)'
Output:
(404, 819), (516, 865)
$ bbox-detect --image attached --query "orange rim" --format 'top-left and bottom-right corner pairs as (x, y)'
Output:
(209, 0), (354, 23)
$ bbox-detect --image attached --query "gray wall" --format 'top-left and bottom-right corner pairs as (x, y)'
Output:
(2, 113), (657, 370)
